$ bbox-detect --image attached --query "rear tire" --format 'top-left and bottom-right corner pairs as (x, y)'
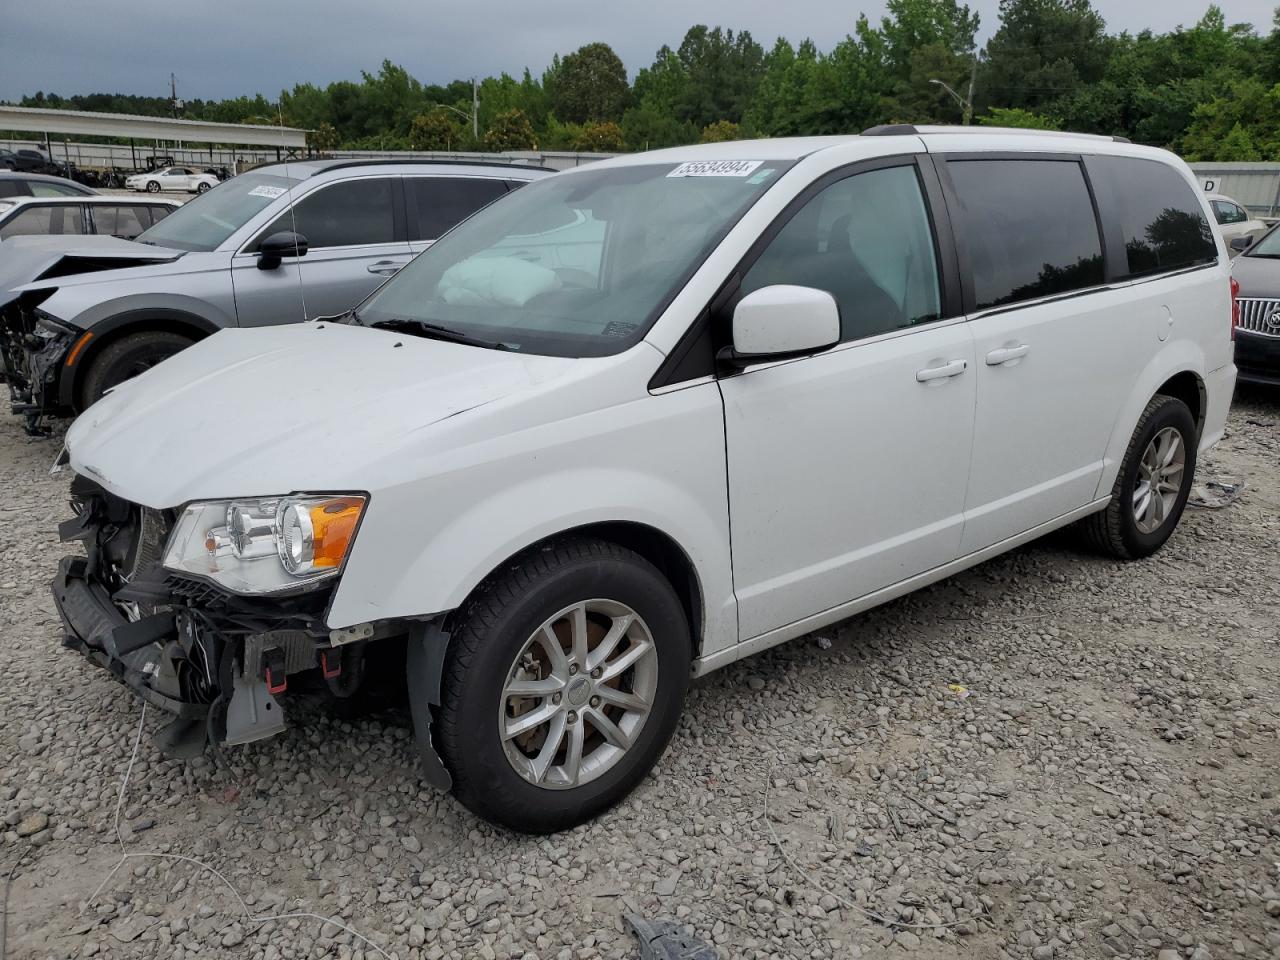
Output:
(78, 330), (193, 409)
(428, 538), (691, 833)
(1081, 394), (1197, 560)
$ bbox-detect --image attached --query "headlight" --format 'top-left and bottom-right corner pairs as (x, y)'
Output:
(162, 494), (366, 595)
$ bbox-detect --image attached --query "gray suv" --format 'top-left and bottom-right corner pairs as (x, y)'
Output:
(0, 159), (550, 432)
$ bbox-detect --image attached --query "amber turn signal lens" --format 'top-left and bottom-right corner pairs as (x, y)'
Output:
(308, 497), (364, 568)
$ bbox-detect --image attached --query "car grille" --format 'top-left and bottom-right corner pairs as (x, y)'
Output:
(1236, 298), (1280, 338)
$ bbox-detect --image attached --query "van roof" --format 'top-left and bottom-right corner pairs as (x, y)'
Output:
(585, 125), (1166, 171)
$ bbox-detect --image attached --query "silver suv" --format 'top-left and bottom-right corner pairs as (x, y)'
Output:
(0, 159), (550, 432)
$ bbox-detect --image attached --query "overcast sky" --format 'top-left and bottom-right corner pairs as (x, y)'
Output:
(2, 0), (1274, 102)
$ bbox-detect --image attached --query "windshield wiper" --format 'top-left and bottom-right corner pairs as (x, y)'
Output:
(368, 317), (512, 351)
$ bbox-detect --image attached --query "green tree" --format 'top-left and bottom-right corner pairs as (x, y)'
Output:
(410, 110), (464, 150)
(569, 120), (625, 151)
(978, 106), (1062, 129)
(483, 109), (538, 151)
(671, 26), (766, 127)
(545, 43), (629, 123)
(700, 119), (741, 142)
(979, 0), (1108, 114)
(307, 122), (340, 153)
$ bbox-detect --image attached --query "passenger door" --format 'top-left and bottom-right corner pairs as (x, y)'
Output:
(939, 157), (1125, 553)
(719, 159), (976, 641)
(229, 176), (411, 325)
(405, 176), (510, 256)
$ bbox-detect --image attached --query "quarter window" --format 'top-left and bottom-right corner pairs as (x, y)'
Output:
(409, 177), (508, 240)
(740, 164), (942, 343)
(258, 178), (396, 249)
(1089, 156), (1217, 279)
(947, 159), (1104, 310)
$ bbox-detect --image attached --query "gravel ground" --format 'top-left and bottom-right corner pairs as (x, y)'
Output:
(1, 390), (1277, 960)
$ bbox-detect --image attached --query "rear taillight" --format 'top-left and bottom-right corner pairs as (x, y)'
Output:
(1230, 276), (1240, 341)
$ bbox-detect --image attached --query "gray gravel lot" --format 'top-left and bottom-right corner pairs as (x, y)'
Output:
(1, 390), (1278, 960)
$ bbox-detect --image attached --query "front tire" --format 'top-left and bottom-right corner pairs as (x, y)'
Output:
(77, 330), (194, 410)
(196, 181), (211, 194)
(146, 180), (160, 193)
(427, 538), (691, 833)
(1082, 394), (1197, 560)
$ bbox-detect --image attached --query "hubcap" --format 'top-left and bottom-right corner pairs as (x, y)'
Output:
(499, 599), (658, 790)
(1132, 426), (1186, 534)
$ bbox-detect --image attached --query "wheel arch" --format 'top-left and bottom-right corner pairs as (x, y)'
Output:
(1095, 344), (1209, 500)
(1154, 369), (1205, 438)
(62, 308), (221, 410)
(441, 521), (706, 662)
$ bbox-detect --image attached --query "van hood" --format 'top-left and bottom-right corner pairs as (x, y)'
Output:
(65, 323), (576, 507)
(0, 235), (184, 308)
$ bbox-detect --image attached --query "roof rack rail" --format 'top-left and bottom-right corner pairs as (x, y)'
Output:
(279, 157), (559, 176)
(861, 124), (919, 136)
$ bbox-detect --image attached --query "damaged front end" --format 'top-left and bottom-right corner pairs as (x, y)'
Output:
(0, 294), (79, 436)
(52, 475), (393, 759)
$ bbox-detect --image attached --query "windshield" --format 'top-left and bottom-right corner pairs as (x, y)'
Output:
(1245, 225), (1280, 258)
(355, 160), (792, 357)
(136, 172), (299, 252)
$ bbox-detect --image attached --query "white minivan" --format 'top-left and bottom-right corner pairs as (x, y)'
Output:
(53, 127), (1237, 833)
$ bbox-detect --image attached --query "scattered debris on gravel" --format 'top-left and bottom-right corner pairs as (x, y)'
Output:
(2, 391), (1277, 960)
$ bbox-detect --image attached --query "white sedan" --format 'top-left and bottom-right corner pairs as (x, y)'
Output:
(1208, 192), (1268, 254)
(125, 167), (219, 194)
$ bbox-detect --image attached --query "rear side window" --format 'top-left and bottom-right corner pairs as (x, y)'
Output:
(0, 181), (30, 198)
(92, 204), (149, 239)
(946, 159), (1104, 310)
(258, 178), (396, 249)
(409, 177), (508, 240)
(1090, 157), (1217, 279)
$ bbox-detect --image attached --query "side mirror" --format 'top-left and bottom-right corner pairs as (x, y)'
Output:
(720, 285), (840, 368)
(257, 231), (308, 270)
(1229, 235), (1253, 253)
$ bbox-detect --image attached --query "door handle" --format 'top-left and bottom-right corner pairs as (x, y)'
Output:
(985, 344), (1030, 365)
(915, 359), (967, 382)
(367, 260), (404, 275)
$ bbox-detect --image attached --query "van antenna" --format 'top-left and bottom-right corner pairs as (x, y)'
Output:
(276, 102), (309, 321)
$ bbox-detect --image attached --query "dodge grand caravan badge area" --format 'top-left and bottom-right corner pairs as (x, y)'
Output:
(50, 128), (1236, 833)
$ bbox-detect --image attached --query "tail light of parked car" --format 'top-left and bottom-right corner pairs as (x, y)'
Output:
(1230, 277), (1240, 341)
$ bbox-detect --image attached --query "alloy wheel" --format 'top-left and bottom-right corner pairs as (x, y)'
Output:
(499, 599), (658, 790)
(1132, 426), (1185, 534)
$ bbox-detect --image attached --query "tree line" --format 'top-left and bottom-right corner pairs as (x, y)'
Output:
(11, 0), (1280, 161)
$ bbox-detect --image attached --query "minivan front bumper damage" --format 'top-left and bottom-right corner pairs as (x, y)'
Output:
(50, 475), (452, 785)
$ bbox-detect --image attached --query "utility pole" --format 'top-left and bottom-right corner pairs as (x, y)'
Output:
(472, 77), (479, 140)
(169, 73), (184, 119)
(964, 56), (978, 126)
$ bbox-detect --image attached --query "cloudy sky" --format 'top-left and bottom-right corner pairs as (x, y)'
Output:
(2, 0), (1274, 102)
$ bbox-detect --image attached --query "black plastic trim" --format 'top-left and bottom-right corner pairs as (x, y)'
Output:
(300, 158), (557, 176)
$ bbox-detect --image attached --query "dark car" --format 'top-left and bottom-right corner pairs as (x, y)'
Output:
(0, 149), (55, 174)
(0, 171), (96, 199)
(1230, 226), (1280, 385)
